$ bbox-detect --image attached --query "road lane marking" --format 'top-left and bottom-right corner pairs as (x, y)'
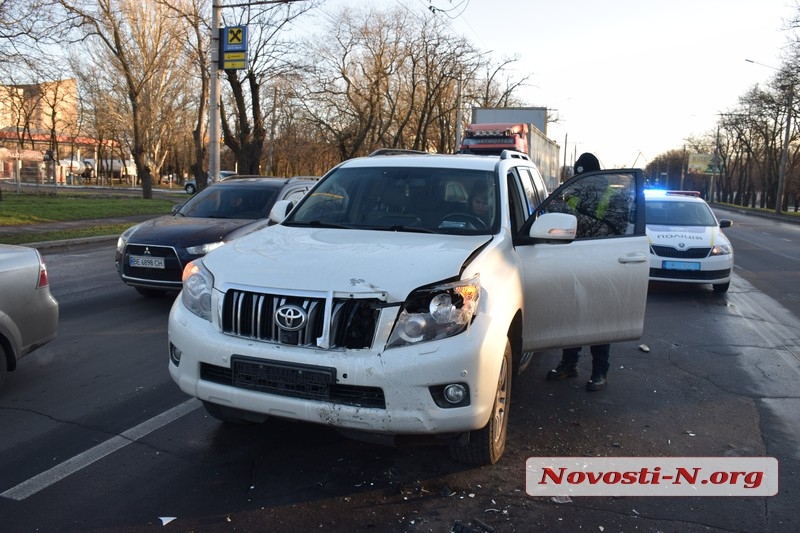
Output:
(1, 398), (200, 501)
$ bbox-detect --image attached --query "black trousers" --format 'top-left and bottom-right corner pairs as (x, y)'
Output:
(562, 344), (610, 375)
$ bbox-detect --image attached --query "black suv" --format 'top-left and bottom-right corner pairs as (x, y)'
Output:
(116, 177), (317, 296)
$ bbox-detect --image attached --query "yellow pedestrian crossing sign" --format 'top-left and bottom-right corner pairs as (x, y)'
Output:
(220, 25), (248, 70)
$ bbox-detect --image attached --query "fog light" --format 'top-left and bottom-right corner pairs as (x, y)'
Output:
(170, 343), (182, 366)
(443, 383), (467, 404)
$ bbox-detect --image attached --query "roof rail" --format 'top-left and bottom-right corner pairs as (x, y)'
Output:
(368, 148), (429, 157)
(499, 149), (530, 161)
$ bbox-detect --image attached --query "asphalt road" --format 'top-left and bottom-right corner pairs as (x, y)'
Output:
(0, 217), (798, 532)
(712, 205), (800, 318)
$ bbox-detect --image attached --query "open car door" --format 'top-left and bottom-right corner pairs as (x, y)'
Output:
(516, 169), (649, 352)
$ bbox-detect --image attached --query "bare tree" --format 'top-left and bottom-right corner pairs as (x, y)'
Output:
(0, 0), (65, 67)
(295, 5), (529, 159)
(467, 56), (532, 110)
(218, 0), (319, 175)
(56, 0), (192, 199)
(157, 0), (214, 191)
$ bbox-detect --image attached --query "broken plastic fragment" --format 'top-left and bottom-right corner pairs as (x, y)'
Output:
(159, 517), (176, 526)
(638, 344), (650, 352)
(551, 495), (572, 504)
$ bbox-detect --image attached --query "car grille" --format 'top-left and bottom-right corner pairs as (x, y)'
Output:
(122, 244), (182, 284)
(200, 361), (386, 408)
(651, 245), (711, 259)
(221, 288), (382, 349)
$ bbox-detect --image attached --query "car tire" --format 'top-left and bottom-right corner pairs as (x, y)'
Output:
(449, 338), (512, 465)
(202, 401), (268, 424)
(185, 183), (196, 194)
(712, 281), (730, 293)
(0, 344), (8, 392)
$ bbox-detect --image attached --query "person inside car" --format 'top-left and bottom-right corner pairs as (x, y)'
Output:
(468, 181), (493, 227)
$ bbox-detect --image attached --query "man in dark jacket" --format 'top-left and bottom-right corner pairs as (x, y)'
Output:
(546, 152), (611, 391)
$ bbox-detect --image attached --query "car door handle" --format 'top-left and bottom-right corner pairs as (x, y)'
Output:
(618, 253), (648, 264)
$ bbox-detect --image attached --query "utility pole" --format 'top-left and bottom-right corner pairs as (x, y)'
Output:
(711, 125), (719, 202)
(209, 3), (221, 182)
(455, 78), (462, 153)
(680, 144), (686, 190)
(209, 1), (303, 177)
(776, 83), (792, 214)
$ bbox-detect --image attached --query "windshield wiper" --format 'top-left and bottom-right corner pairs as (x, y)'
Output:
(381, 225), (435, 233)
(285, 220), (351, 229)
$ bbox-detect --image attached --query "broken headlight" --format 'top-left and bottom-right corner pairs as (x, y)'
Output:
(387, 275), (480, 348)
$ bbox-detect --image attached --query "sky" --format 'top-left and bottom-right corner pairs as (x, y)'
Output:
(317, 0), (796, 169)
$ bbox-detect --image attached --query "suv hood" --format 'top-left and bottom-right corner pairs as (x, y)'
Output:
(203, 225), (491, 300)
(129, 216), (265, 246)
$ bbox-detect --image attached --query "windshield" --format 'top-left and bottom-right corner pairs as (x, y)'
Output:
(646, 200), (718, 226)
(286, 166), (498, 235)
(177, 185), (279, 219)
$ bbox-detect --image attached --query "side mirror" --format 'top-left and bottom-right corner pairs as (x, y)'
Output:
(171, 204), (181, 215)
(719, 219), (733, 228)
(529, 212), (577, 242)
(268, 199), (294, 224)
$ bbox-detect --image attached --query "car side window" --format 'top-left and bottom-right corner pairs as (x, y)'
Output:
(540, 172), (639, 239)
(517, 167), (544, 211)
(506, 171), (529, 235)
(283, 188), (307, 204)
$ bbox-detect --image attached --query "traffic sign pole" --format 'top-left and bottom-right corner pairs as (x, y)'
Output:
(209, 3), (221, 183)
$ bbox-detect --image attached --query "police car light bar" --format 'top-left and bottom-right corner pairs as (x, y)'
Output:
(644, 189), (701, 198)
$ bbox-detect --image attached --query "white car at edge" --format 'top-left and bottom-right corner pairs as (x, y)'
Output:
(645, 190), (734, 292)
(168, 150), (650, 464)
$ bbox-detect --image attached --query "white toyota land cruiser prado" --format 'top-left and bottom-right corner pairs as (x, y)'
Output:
(168, 150), (649, 465)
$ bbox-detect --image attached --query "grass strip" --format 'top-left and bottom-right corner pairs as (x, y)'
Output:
(0, 224), (135, 246)
(0, 191), (179, 225)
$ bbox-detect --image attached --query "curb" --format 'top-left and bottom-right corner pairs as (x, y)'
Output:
(23, 234), (120, 251)
(710, 203), (800, 225)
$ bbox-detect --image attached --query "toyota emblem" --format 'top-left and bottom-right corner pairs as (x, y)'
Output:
(275, 304), (307, 331)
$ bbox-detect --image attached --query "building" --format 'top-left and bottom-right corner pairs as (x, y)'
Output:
(0, 78), (122, 184)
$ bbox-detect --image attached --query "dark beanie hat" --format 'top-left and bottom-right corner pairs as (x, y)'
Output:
(574, 152), (600, 174)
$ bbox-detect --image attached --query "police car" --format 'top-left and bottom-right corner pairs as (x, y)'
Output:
(645, 190), (734, 292)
